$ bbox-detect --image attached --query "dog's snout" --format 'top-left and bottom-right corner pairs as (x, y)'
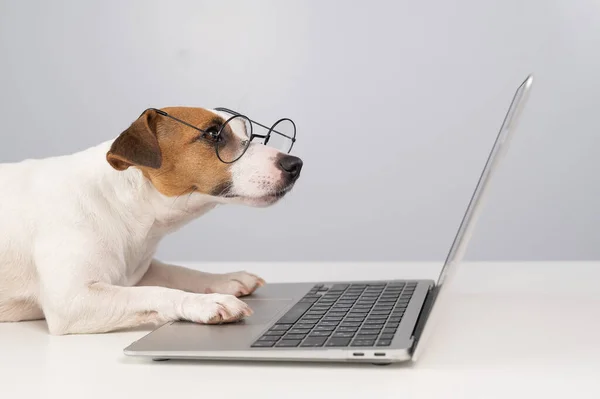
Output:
(278, 155), (303, 181)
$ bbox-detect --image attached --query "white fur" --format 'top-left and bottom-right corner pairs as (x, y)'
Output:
(0, 140), (275, 334)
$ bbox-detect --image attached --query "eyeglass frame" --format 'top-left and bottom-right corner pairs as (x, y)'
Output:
(141, 107), (297, 164)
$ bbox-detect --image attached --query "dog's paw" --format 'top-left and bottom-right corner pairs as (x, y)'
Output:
(182, 293), (253, 324)
(204, 271), (266, 297)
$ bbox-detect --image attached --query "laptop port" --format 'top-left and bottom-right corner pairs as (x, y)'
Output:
(353, 352), (364, 357)
(374, 353), (386, 357)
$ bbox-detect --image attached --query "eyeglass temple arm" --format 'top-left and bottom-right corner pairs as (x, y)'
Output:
(146, 108), (209, 136)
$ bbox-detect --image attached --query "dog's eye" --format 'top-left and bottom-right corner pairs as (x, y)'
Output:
(201, 127), (222, 142)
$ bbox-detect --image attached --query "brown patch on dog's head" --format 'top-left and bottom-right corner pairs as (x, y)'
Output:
(107, 107), (233, 197)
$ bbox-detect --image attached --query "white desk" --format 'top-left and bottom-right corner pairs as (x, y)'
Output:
(2, 262), (600, 399)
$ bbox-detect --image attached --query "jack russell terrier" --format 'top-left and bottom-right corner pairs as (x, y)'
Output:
(0, 107), (302, 335)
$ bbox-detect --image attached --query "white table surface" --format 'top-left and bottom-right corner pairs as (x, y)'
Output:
(2, 261), (600, 399)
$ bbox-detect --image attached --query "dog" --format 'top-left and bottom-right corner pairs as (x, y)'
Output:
(0, 107), (302, 334)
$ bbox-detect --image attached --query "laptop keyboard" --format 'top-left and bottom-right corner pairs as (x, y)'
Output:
(251, 282), (416, 348)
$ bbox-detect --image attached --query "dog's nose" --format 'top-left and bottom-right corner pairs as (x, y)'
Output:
(278, 155), (303, 181)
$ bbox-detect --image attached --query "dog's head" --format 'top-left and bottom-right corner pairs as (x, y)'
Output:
(106, 107), (302, 207)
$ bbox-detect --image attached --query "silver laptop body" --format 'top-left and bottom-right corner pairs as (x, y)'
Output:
(124, 75), (533, 364)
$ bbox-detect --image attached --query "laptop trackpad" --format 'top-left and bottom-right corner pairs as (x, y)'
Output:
(242, 299), (294, 325)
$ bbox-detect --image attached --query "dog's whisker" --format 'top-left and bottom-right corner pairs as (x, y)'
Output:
(184, 187), (198, 212)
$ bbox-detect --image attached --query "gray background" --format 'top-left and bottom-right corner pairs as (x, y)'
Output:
(1, 0), (598, 262)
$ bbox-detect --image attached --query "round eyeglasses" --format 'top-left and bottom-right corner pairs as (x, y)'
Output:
(143, 107), (297, 164)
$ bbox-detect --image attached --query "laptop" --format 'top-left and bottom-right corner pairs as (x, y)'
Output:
(124, 74), (534, 364)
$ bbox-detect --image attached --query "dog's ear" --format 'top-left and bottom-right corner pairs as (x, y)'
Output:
(106, 110), (162, 171)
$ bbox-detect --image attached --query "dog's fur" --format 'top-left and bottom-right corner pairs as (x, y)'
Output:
(0, 107), (302, 334)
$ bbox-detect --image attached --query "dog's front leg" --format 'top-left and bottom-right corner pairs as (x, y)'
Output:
(136, 259), (265, 297)
(36, 247), (252, 334)
(41, 282), (252, 335)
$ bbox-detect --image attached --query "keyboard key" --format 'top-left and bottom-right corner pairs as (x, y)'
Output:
(331, 307), (352, 312)
(351, 340), (375, 347)
(271, 324), (293, 331)
(252, 341), (275, 347)
(327, 312), (347, 317)
(355, 334), (378, 340)
(364, 320), (386, 325)
(264, 331), (285, 336)
(383, 328), (397, 334)
(309, 330), (333, 337)
(318, 320), (340, 327)
(372, 312), (392, 316)
(332, 331), (356, 338)
(345, 317), (366, 323)
(377, 340), (392, 346)
(360, 325), (383, 334)
(276, 339), (302, 347)
(300, 337), (327, 347)
(284, 334), (307, 340)
(331, 284), (349, 291)
(306, 310), (327, 315)
(322, 316), (344, 322)
(311, 306), (331, 312)
(299, 297), (319, 304)
(289, 328), (312, 334)
(338, 326), (358, 332)
(258, 336), (279, 341)
(295, 323), (316, 329)
(361, 324), (384, 330)
(326, 338), (351, 347)
(314, 325), (336, 331)
(387, 321), (400, 328)
(305, 313), (326, 319)
(340, 322), (361, 327)
(388, 317), (402, 323)
(380, 333), (395, 340)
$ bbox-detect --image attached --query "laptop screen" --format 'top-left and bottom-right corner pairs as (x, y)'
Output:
(412, 74), (533, 360)
(437, 75), (533, 287)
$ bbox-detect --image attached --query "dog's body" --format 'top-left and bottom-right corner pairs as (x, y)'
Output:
(0, 107), (302, 334)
